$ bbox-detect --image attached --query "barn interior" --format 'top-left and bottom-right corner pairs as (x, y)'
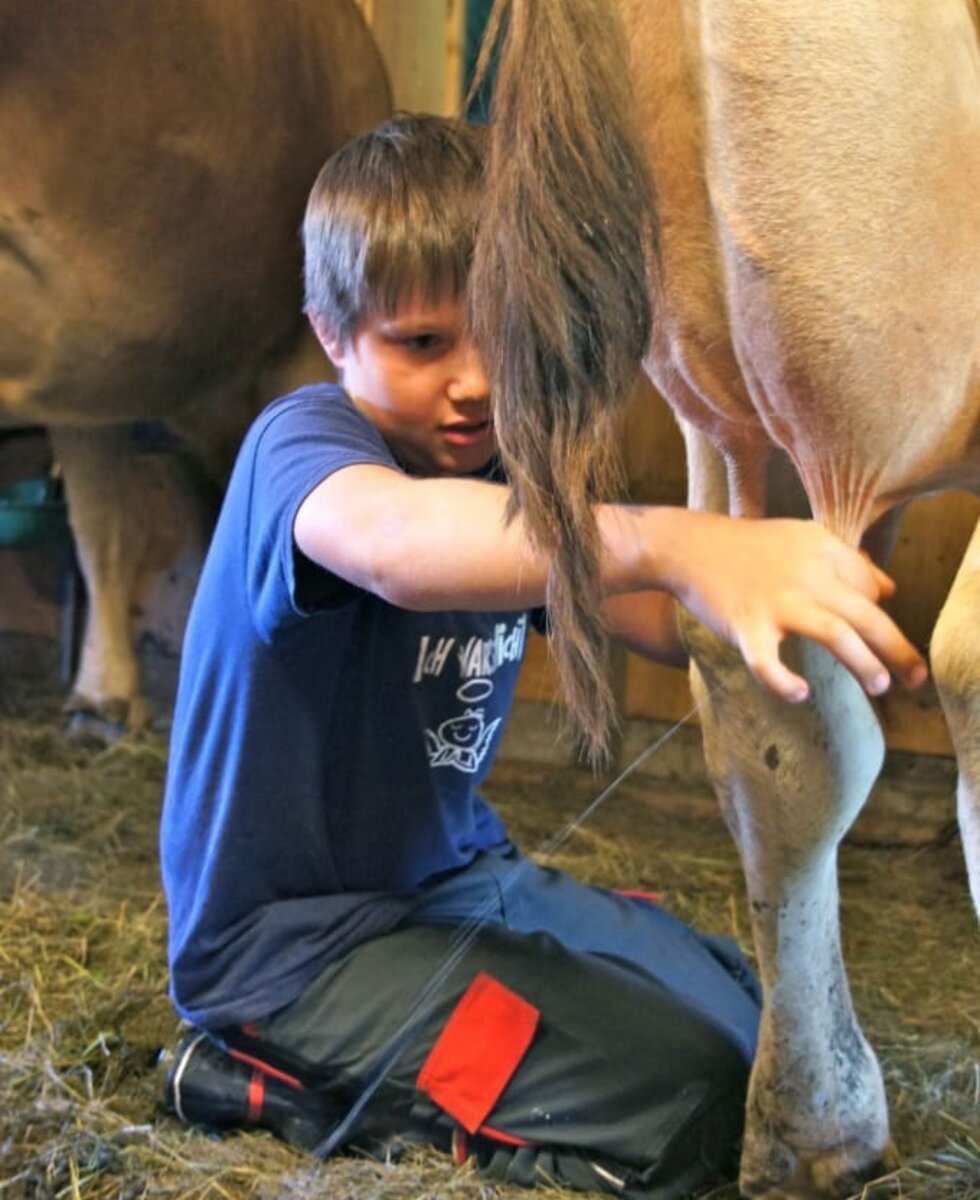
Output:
(1, 4), (977, 1200)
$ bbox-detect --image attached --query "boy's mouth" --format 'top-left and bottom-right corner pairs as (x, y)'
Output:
(440, 419), (493, 448)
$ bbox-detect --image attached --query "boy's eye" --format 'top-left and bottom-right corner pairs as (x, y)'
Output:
(399, 333), (444, 353)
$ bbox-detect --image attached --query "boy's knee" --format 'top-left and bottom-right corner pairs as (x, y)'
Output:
(629, 1088), (746, 1198)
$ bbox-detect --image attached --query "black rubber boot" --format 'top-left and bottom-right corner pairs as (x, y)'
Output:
(159, 1028), (336, 1151)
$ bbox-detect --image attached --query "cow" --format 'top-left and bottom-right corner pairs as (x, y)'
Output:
(0, 0), (391, 738)
(470, 2), (980, 1197)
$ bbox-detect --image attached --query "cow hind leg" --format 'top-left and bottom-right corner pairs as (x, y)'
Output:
(682, 618), (897, 1200)
(49, 426), (153, 741)
(931, 515), (980, 918)
(50, 423), (216, 743)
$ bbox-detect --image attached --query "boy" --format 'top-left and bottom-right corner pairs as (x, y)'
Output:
(159, 114), (925, 1196)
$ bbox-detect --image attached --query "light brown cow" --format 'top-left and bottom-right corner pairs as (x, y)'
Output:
(473, 1), (980, 1197)
(0, 0), (391, 736)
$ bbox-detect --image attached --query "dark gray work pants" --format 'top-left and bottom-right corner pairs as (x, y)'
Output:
(221, 844), (761, 1199)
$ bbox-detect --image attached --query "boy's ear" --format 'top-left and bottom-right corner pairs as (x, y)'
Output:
(308, 312), (345, 369)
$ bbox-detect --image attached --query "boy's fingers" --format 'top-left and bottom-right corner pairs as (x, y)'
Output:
(865, 559), (897, 597)
(825, 592), (928, 689)
(747, 652), (810, 704)
(738, 623), (812, 702)
(832, 547), (895, 599)
(748, 615), (891, 699)
(740, 595), (928, 703)
(816, 617), (893, 695)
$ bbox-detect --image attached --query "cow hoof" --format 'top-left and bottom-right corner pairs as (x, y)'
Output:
(740, 1139), (899, 1200)
(64, 695), (145, 746)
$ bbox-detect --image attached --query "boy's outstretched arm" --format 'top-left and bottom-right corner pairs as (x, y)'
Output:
(294, 464), (927, 702)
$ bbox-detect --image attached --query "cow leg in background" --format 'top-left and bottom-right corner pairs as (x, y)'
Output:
(680, 429), (895, 1200)
(49, 425), (150, 738)
(48, 424), (214, 741)
(932, 515), (980, 918)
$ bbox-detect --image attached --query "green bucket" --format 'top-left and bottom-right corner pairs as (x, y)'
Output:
(0, 476), (70, 547)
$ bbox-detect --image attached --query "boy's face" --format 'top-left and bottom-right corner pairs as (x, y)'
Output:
(316, 294), (494, 477)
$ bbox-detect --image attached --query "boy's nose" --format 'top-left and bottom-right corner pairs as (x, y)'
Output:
(447, 341), (490, 401)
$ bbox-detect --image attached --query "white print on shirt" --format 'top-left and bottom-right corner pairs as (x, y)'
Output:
(425, 681), (502, 772)
(456, 617), (529, 678)
(412, 615), (528, 684)
(413, 635), (455, 682)
(416, 616), (529, 774)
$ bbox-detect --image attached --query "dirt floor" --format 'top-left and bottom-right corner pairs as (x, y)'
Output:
(1, 635), (978, 1200)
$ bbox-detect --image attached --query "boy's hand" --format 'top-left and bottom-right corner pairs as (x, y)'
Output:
(668, 513), (928, 703)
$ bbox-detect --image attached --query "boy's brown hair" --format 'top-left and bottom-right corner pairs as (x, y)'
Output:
(303, 112), (486, 345)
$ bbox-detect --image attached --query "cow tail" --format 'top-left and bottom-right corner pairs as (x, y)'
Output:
(469, 0), (656, 760)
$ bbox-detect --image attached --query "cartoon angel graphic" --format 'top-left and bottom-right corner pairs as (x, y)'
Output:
(424, 706), (502, 773)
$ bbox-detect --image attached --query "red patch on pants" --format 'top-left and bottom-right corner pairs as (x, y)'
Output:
(417, 972), (539, 1134)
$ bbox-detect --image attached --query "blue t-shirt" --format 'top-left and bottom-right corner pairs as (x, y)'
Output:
(161, 385), (534, 1027)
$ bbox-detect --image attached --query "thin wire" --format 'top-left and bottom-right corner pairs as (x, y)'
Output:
(313, 684), (722, 1160)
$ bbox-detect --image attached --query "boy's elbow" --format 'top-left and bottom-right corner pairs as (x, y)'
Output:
(359, 536), (437, 610)
(370, 570), (423, 609)
(371, 577), (442, 611)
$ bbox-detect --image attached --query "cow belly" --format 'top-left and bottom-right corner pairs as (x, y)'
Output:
(638, 0), (980, 539)
(0, 0), (391, 735)
(0, 231), (59, 416)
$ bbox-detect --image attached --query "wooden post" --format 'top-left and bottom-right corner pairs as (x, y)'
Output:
(353, 0), (465, 115)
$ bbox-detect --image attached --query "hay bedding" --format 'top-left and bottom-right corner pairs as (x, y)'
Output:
(0, 639), (977, 1200)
